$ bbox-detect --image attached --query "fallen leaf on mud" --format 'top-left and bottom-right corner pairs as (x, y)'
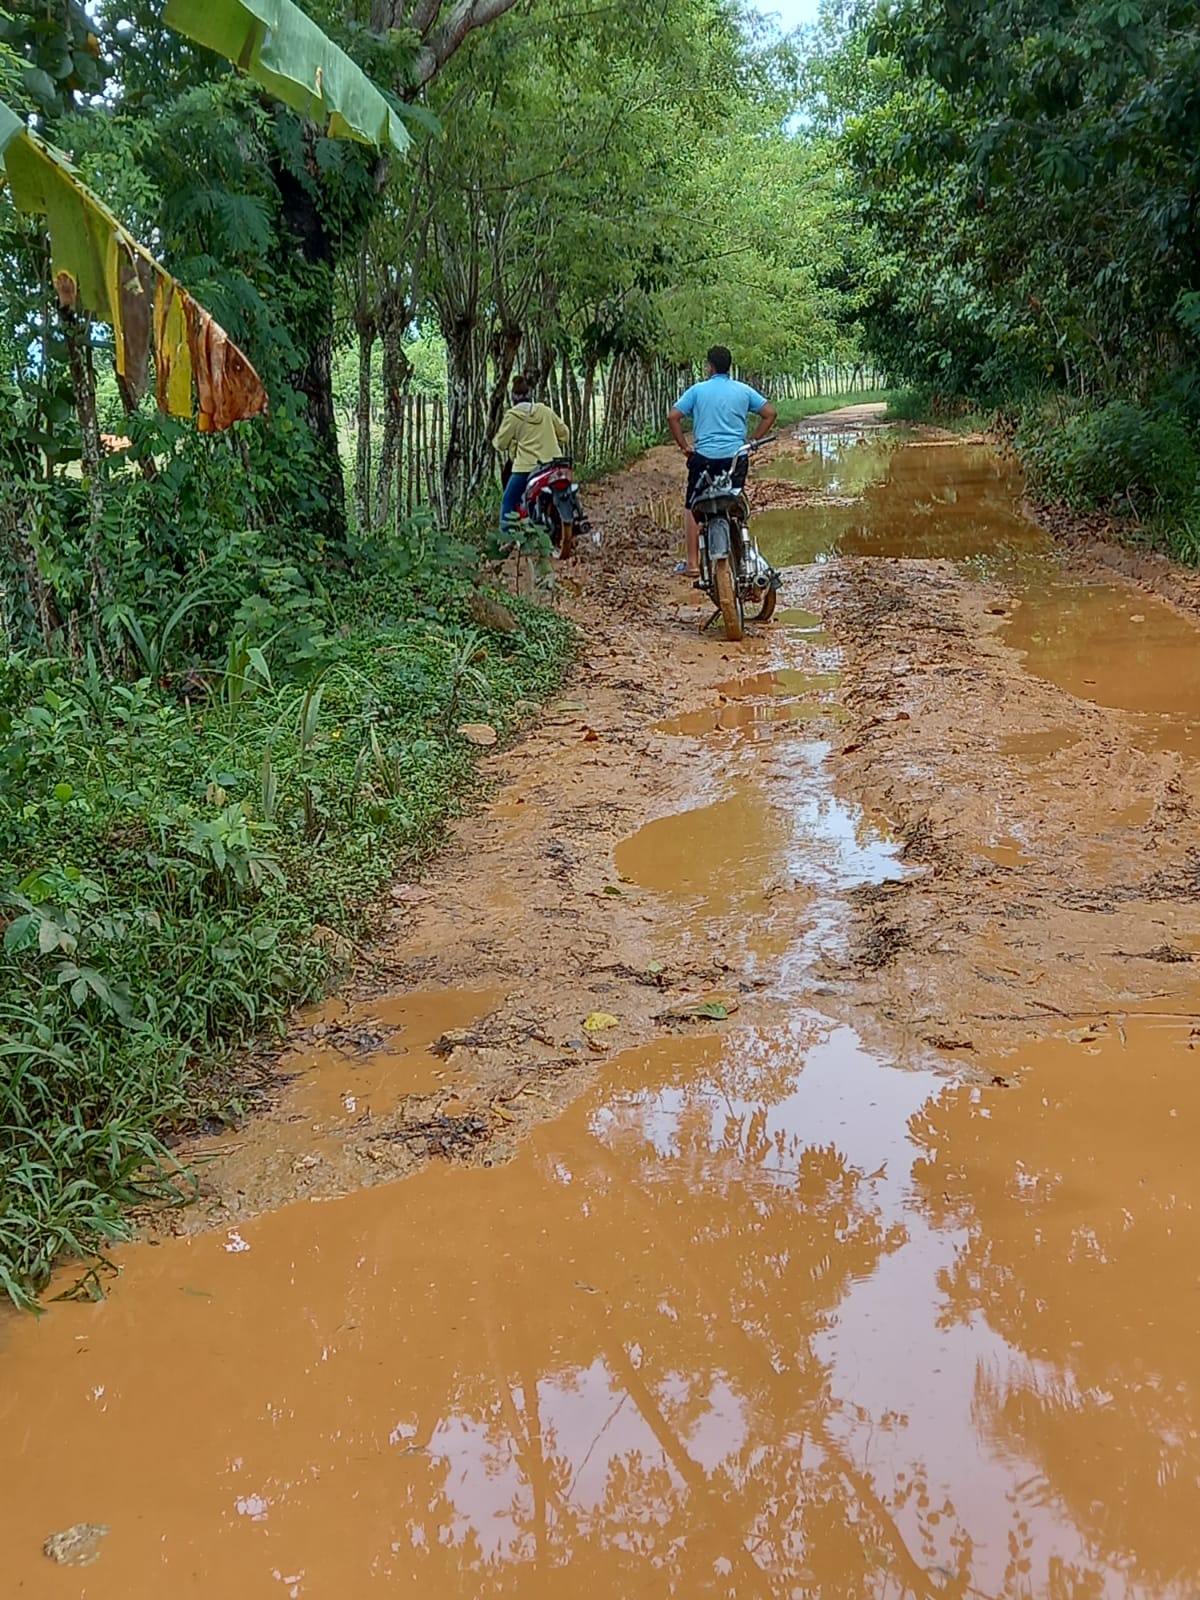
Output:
(841, 742), (862, 755)
(575, 1281), (599, 1294)
(44, 1525), (109, 1568)
(555, 700), (587, 712)
(646, 960), (664, 976)
(582, 727), (600, 742)
(585, 1036), (609, 1054)
(490, 1102), (516, 1122)
(390, 884), (432, 903)
(661, 997), (739, 1022)
(458, 722), (498, 746)
(601, 884), (624, 897)
(584, 1011), (620, 1032)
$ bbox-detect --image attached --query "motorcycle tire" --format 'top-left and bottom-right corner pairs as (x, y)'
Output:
(714, 557), (743, 642)
(753, 587), (778, 623)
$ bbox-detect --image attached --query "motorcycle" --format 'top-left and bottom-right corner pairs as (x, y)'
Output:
(690, 436), (780, 640)
(518, 457), (588, 560)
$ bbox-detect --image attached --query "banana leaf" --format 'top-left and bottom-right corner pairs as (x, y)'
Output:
(0, 102), (267, 430)
(164, 0), (409, 155)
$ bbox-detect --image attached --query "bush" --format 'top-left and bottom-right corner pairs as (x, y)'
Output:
(1019, 400), (1200, 520)
(0, 584), (576, 1304)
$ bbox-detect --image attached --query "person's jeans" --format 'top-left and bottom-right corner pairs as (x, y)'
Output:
(499, 471), (530, 536)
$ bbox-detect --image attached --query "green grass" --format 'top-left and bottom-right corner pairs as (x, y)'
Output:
(0, 585), (576, 1306)
(773, 389), (893, 428)
(885, 387), (992, 433)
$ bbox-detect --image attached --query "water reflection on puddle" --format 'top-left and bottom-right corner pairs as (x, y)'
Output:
(655, 667), (842, 739)
(615, 740), (903, 972)
(756, 440), (1044, 570)
(5, 1018), (1200, 1597)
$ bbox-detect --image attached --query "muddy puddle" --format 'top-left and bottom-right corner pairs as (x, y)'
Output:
(1004, 581), (1200, 755)
(286, 988), (504, 1126)
(757, 436), (1046, 572)
(655, 666), (842, 738)
(6, 1017), (1200, 1598)
(8, 421), (1200, 1597)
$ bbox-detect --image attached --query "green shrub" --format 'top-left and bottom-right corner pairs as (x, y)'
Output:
(0, 585), (576, 1305)
(1019, 400), (1200, 520)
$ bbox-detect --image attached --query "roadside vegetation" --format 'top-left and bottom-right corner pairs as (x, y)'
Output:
(809, 0), (1200, 558)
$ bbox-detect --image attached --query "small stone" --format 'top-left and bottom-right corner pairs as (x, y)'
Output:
(44, 1524), (109, 1568)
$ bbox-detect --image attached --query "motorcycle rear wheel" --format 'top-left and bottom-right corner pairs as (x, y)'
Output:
(714, 557), (743, 642)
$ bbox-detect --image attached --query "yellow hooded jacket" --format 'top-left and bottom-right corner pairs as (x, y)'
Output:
(493, 400), (570, 472)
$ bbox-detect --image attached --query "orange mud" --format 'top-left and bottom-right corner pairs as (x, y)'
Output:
(7, 408), (1200, 1597)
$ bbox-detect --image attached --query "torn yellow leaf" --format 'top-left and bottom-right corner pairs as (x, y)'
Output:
(154, 280), (193, 420)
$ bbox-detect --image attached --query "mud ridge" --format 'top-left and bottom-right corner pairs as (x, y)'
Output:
(818, 554), (1200, 1059)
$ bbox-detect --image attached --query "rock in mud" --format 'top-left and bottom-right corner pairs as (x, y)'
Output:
(43, 1523), (109, 1567)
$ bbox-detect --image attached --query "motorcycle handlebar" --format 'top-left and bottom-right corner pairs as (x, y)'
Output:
(738, 435), (777, 456)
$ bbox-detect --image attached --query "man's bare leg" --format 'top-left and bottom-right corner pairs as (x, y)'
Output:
(682, 508), (700, 577)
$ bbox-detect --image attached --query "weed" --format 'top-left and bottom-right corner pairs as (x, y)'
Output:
(0, 586), (577, 1306)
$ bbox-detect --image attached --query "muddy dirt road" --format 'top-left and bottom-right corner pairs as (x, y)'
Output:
(6, 412), (1200, 1597)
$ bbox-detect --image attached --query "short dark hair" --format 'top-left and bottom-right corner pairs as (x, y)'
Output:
(511, 374), (531, 399)
(706, 346), (732, 374)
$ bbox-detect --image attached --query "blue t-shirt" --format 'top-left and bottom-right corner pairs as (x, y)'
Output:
(674, 373), (769, 458)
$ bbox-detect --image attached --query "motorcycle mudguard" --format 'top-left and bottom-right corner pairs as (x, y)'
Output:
(706, 515), (731, 560)
(552, 489), (577, 522)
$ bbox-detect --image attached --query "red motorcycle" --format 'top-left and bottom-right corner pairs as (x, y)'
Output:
(518, 457), (587, 559)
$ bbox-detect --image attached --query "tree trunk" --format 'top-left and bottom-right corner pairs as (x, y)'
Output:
(62, 311), (110, 668)
(375, 290), (415, 531)
(275, 163), (348, 549)
(579, 356), (597, 463)
(442, 319), (478, 525)
(354, 312), (376, 537)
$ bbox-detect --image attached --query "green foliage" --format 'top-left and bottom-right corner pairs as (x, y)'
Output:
(0, 582), (575, 1305)
(1018, 401), (1200, 520)
(810, 0), (1200, 546)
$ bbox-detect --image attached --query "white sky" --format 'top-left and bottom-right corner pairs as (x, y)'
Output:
(764, 0), (823, 29)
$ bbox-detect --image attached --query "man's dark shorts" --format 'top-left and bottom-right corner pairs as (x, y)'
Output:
(685, 451), (748, 509)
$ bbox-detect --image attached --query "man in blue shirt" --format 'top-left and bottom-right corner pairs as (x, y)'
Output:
(667, 346), (777, 577)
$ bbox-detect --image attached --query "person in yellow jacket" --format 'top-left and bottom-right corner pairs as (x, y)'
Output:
(492, 375), (570, 535)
